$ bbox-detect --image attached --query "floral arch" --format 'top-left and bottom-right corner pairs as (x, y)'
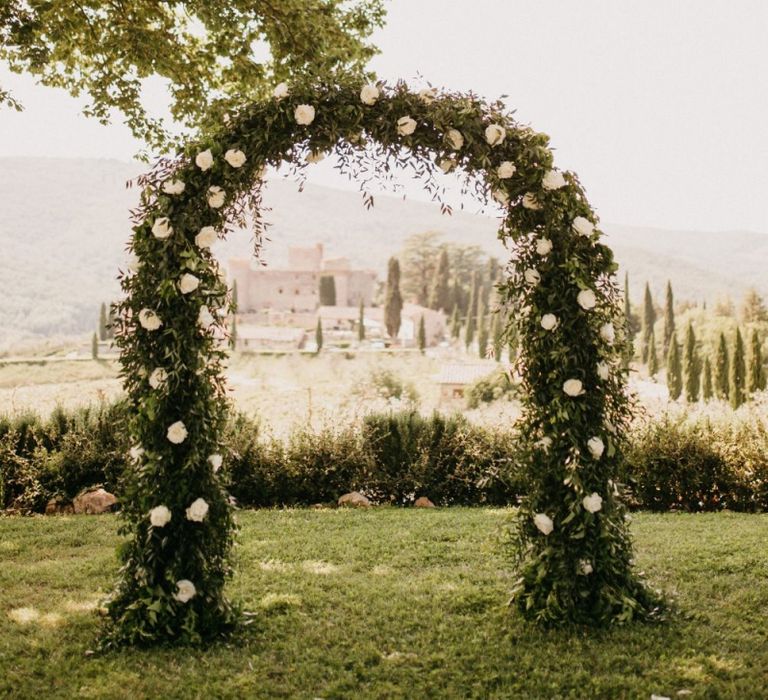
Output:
(105, 78), (661, 646)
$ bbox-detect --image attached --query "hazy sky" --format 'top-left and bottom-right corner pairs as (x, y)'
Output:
(1, 0), (766, 232)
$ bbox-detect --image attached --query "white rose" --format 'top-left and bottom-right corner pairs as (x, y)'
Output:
(151, 217), (173, 240)
(294, 104), (316, 125)
(149, 367), (167, 389)
(597, 362), (611, 380)
(174, 579), (196, 603)
(578, 560), (594, 575)
(572, 216), (594, 237)
(360, 84), (379, 105)
(497, 161), (516, 179)
(129, 444), (144, 462)
(542, 169), (566, 190)
(127, 253), (141, 273)
(600, 323), (615, 344)
(577, 289), (597, 310)
(167, 420), (188, 445)
(306, 151), (326, 164)
(195, 226), (217, 249)
(582, 492), (603, 513)
(138, 308), (162, 331)
(162, 179), (185, 195)
(186, 497), (209, 522)
(439, 158), (456, 174)
(524, 268), (541, 286)
(485, 124), (506, 146)
(522, 193), (542, 210)
(587, 437), (605, 459)
(536, 238), (552, 256)
(208, 454), (223, 473)
(493, 188), (509, 205)
(418, 87), (437, 104)
(396, 116), (417, 136)
(224, 149), (246, 168)
(540, 314), (558, 331)
(149, 505), (172, 528)
(207, 185), (226, 209)
(195, 149), (214, 171)
(533, 513), (554, 535)
(179, 273), (200, 295)
(273, 82), (289, 99)
(198, 305), (215, 328)
(563, 378), (584, 397)
(446, 129), (464, 150)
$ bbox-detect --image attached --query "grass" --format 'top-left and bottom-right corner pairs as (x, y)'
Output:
(1, 510), (767, 699)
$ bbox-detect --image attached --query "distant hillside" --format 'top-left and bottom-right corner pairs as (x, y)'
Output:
(1, 157), (766, 349)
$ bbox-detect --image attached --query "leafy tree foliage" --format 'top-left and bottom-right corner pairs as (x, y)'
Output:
(384, 257), (403, 340)
(701, 356), (713, 400)
(715, 332), (730, 400)
(740, 288), (768, 324)
(663, 280), (675, 357)
(647, 329), (658, 378)
(730, 328), (746, 409)
(683, 322), (700, 402)
(476, 301), (488, 359)
(747, 329), (765, 394)
(641, 282), (655, 363)
(666, 334), (682, 400)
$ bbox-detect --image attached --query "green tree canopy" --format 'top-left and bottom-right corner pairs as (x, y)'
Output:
(666, 334), (682, 401)
(715, 332), (730, 400)
(730, 328), (746, 409)
(683, 322), (700, 402)
(747, 329), (766, 394)
(641, 282), (656, 363)
(663, 280), (675, 356)
(384, 256), (403, 340)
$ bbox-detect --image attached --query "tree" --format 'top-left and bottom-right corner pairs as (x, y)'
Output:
(647, 329), (658, 378)
(315, 317), (323, 354)
(663, 281), (675, 357)
(358, 300), (365, 342)
(491, 313), (503, 362)
(428, 248), (451, 312)
(666, 334), (682, 401)
(98, 302), (108, 342)
(0, 0), (386, 153)
(384, 257), (403, 340)
(107, 304), (117, 340)
(748, 329), (766, 394)
(417, 315), (426, 353)
(91, 332), (99, 360)
(476, 301), (488, 359)
(400, 231), (442, 306)
(715, 332), (730, 400)
(232, 279), (239, 312)
(740, 288), (768, 324)
(464, 271), (478, 349)
(641, 282), (656, 364)
(730, 328), (746, 409)
(482, 257), (500, 306)
(683, 322), (700, 402)
(450, 305), (461, 340)
(230, 314), (238, 350)
(319, 275), (337, 306)
(702, 356), (713, 400)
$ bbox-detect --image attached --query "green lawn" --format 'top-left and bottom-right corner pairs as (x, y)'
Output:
(1, 510), (767, 699)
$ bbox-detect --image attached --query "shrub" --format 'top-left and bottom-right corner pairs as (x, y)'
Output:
(465, 369), (517, 409)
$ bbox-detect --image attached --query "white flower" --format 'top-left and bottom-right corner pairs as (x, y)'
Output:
(138, 308), (162, 331)
(195, 149), (214, 171)
(534, 436), (552, 452)
(224, 149), (246, 168)
(149, 367), (167, 389)
(179, 273), (200, 295)
(127, 253), (141, 273)
(360, 84), (379, 105)
(497, 161), (516, 179)
(418, 87), (437, 104)
(587, 437), (605, 459)
(208, 454), (223, 473)
(439, 158), (456, 174)
(563, 378), (585, 397)
(186, 497), (209, 522)
(542, 169), (566, 190)
(493, 188), (509, 205)
(446, 129), (464, 150)
(572, 216), (594, 237)
(195, 226), (217, 249)
(533, 513), (554, 535)
(174, 579), (196, 603)
(273, 82), (289, 99)
(485, 124), (506, 146)
(577, 289), (597, 310)
(207, 185), (226, 209)
(540, 314), (558, 331)
(162, 179), (185, 195)
(522, 193), (542, 210)
(582, 492), (603, 513)
(597, 362), (611, 380)
(151, 217), (173, 240)
(536, 238), (552, 256)
(198, 305), (216, 328)
(294, 104), (315, 125)
(129, 444), (144, 462)
(396, 116), (417, 136)
(600, 323), (616, 344)
(524, 268), (541, 286)
(149, 505), (172, 528)
(306, 150), (326, 164)
(578, 560), (594, 575)
(167, 421), (188, 445)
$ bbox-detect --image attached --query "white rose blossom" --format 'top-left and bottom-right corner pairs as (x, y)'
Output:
(536, 238), (552, 256)
(273, 82), (289, 99)
(578, 560), (594, 575)
(542, 169), (566, 190)
(583, 492), (603, 513)
(207, 186), (226, 209)
(418, 87), (437, 104)
(138, 308), (162, 331)
(524, 268), (541, 286)
(208, 454), (223, 473)
(126, 254), (141, 273)
(149, 367), (168, 389)
(151, 217), (173, 240)
(563, 378), (585, 397)
(587, 437), (605, 459)
(522, 193), (542, 210)
(179, 273), (200, 295)
(600, 323), (616, 344)
(540, 314), (558, 331)
(572, 216), (595, 237)
(485, 124), (506, 146)
(186, 498), (209, 523)
(396, 116), (417, 136)
(360, 84), (379, 105)
(174, 579), (196, 604)
(149, 505), (172, 528)
(162, 179), (185, 195)
(198, 305), (216, 328)
(195, 226), (217, 249)
(492, 188), (509, 205)
(224, 149), (246, 168)
(577, 289), (597, 310)
(294, 104), (316, 125)
(597, 362), (611, 381)
(446, 129), (464, 150)
(129, 444), (144, 462)
(167, 421), (188, 445)
(497, 161), (516, 179)
(195, 149), (214, 171)
(533, 513), (554, 536)
(439, 158), (456, 174)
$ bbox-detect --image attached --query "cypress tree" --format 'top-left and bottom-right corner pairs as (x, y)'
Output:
(683, 322), (700, 402)
(230, 314), (237, 350)
(315, 317), (323, 353)
(428, 249), (451, 312)
(107, 303), (116, 340)
(319, 275), (337, 306)
(450, 305), (461, 340)
(730, 328), (746, 409)
(663, 281), (675, 356)
(492, 313), (503, 362)
(232, 279), (239, 312)
(476, 301), (488, 359)
(715, 332), (730, 400)
(384, 257), (403, 340)
(623, 272), (633, 342)
(417, 315), (426, 353)
(647, 329), (658, 378)
(666, 333), (682, 400)
(99, 302), (108, 341)
(464, 271), (478, 349)
(358, 299), (365, 342)
(702, 356), (713, 401)
(747, 329), (765, 394)
(91, 332), (99, 360)
(641, 282), (656, 364)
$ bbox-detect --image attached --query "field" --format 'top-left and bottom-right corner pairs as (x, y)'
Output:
(1, 509), (767, 699)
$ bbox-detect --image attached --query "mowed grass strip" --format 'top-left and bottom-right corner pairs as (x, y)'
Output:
(1, 509), (767, 699)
